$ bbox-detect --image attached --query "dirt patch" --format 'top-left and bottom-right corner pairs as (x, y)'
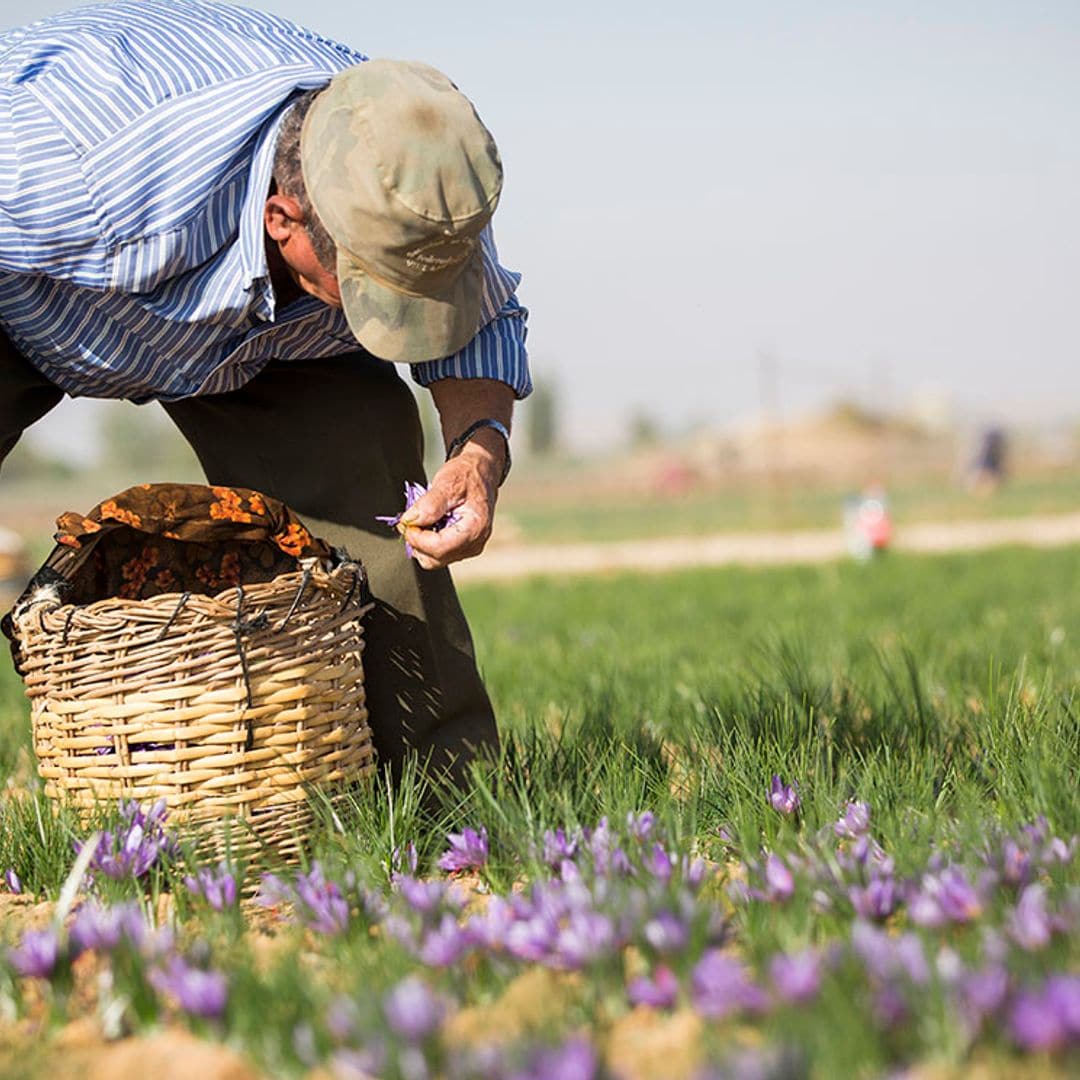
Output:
(1, 1021), (261, 1080)
(0, 893), (55, 936)
(78, 1028), (259, 1080)
(444, 967), (581, 1049)
(605, 1007), (704, 1080)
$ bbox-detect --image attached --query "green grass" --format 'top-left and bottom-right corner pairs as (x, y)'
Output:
(0, 545), (1078, 1077)
(464, 545), (1080, 841)
(497, 469), (1080, 544)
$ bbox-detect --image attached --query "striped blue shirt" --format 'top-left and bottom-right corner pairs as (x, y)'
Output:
(0, 0), (530, 403)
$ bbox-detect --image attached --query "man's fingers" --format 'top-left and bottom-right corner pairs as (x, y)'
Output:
(404, 507), (489, 566)
(401, 486), (455, 529)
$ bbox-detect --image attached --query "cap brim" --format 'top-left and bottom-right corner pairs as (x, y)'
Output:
(336, 247), (484, 364)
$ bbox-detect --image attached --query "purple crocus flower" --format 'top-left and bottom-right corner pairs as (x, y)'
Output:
(770, 948), (822, 1004)
(541, 828), (579, 867)
(908, 866), (983, 927)
(326, 995), (360, 1044)
(1010, 989), (1066, 1051)
(554, 911), (616, 969)
(848, 876), (898, 920)
(184, 862), (239, 911)
(69, 901), (134, 954)
(395, 875), (453, 916)
(375, 482), (460, 559)
(1046, 975), (1080, 1037)
(152, 957), (228, 1020)
(418, 913), (471, 967)
(998, 838), (1034, 888)
(78, 799), (179, 880)
(4, 868), (21, 894)
(256, 872), (293, 909)
(382, 912), (419, 949)
(958, 965), (1009, 1028)
(644, 843), (674, 882)
(1042, 835), (1077, 865)
(681, 855), (709, 891)
(437, 826), (489, 873)
(383, 975), (447, 1042)
(834, 800), (871, 838)
(768, 776), (800, 816)
(1021, 816), (1049, 846)
(588, 818), (633, 877)
(691, 949), (769, 1018)
(763, 853), (795, 902)
(466, 896), (519, 953)
(520, 1038), (598, 1080)
(331, 1046), (388, 1079)
(505, 916), (556, 963)
(873, 984), (909, 1029)
(846, 835), (894, 877)
(1008, 884), (1052, 951)
(391, 841), (419, 877)
(257, 864), (350, 933)
(627, 965), (679, 1009)
(293, 863), (350, 934)
(851, 922), (928, 985)
(642, 911), (689, 954)
(627, 811), (656, 840)
(8, 928), (59, 979)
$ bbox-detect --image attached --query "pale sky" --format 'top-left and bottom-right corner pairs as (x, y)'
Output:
(3, 0), (1078, 453)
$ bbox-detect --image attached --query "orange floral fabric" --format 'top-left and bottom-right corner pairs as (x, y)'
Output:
(13, 483), (332, 608)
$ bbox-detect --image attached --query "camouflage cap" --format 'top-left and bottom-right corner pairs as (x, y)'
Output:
(300, 60), (503, 363)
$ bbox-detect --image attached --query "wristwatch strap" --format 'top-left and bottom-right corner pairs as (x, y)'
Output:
(445, 417), (512, 486)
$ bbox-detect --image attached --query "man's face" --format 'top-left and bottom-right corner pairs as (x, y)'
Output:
(264, 194), (342, 308)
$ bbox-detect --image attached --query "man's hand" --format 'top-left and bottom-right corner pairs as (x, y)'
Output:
(402, 378), (514, 570)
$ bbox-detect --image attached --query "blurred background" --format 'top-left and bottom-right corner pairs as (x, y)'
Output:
(0, 0), (1077, 569)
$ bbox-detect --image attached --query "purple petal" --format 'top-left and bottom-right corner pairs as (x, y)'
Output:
(383, 976), (446, 1042)
(8, 928), (59, 979)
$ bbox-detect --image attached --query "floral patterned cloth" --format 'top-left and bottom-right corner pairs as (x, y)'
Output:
(7, 483), (334, 613)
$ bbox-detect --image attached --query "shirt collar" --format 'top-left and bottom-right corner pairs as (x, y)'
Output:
(239, 105), (289, 316)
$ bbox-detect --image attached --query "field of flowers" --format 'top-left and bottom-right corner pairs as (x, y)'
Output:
(0, 544), (1078, 1078)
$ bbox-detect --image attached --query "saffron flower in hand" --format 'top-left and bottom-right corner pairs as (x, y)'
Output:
(375, 481), (460, 559)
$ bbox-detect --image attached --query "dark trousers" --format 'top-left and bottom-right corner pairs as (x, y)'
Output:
(0, 338), (499, 784)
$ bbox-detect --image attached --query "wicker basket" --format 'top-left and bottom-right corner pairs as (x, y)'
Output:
(12, 559), (375, 862)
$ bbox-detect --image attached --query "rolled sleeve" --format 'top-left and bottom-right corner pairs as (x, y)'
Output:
(410, 294), (532, 399)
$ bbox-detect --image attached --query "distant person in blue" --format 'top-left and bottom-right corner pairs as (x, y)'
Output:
(968, 427), (1007, 494)
(0, 1), (531, 783)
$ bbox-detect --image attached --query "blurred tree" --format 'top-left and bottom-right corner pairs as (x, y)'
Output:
(628, 408), (662, 448)
(526, 378), (559, 458)
(1, 440), (77, 482)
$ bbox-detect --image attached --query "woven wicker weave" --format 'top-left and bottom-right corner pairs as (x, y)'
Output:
(13, 561), (375, 862)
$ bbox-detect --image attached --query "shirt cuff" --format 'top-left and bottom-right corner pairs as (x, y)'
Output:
(410, 295), (532, 399)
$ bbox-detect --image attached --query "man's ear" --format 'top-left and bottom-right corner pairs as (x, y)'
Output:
(264, 193), (305, 243)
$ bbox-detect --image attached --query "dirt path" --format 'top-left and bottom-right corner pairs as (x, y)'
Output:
(453, 512), (1080, 583)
